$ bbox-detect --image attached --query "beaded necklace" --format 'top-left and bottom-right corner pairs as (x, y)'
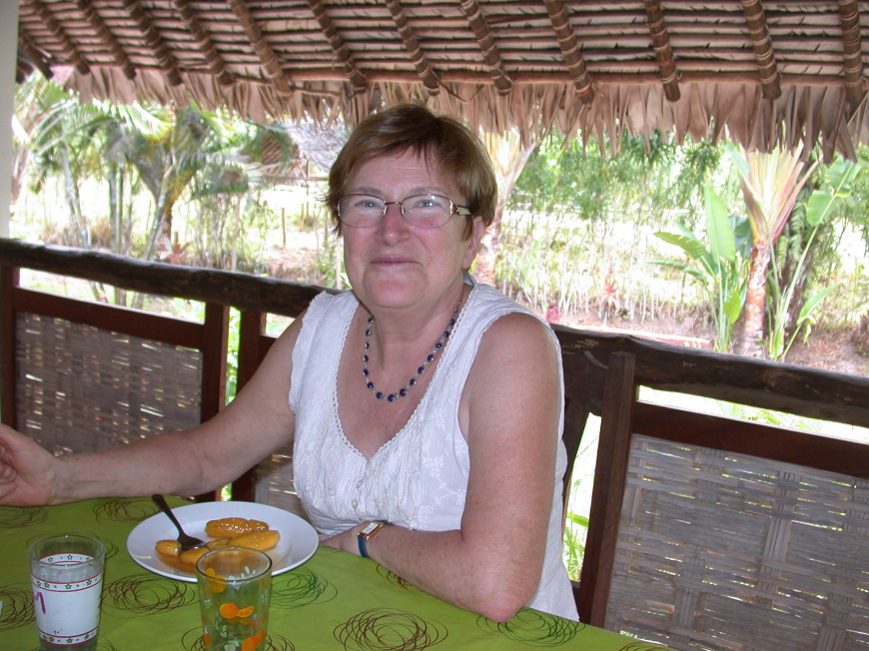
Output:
(362, 304), (460, 402)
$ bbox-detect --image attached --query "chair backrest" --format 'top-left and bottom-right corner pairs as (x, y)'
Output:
(2, 269), (227, 499)
(230, 311), (307, 516)
(559, 347), (602, 524)
(578, 351), (869, 650)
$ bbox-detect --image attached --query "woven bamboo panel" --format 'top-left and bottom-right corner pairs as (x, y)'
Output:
(605, 434), (869, 651)
(253, 443), (308, 519)
(15, 313), (203, 455)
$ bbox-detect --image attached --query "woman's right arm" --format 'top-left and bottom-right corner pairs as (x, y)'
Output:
(0, 315), (304, 506)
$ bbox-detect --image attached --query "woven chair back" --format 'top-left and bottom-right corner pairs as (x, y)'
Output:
(579, 352), (869, 650)
(16, 313), (203, 454)
(607, 434), (868, 650)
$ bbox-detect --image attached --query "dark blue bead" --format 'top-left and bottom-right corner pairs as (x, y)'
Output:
(409, 378), (416, 386)
(367, 382), (375, 389)
(426, 354), (435, 362)
(399, 388), (408, 397)
(443, 331), (450, 338)
(417, 366), (425, 374)
(375, 391), (384, 400)
(362, 369), (369, 377)
(362, 354), (369, 363)
(434, 342), (442, 350)
(387, 394), (396, 402)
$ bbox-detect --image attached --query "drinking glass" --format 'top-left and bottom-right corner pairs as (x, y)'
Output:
(28, 533), (106, 650)
(196, 546), (272, 651)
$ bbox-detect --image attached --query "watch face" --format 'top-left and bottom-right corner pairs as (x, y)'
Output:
(361, 521), (380, 536)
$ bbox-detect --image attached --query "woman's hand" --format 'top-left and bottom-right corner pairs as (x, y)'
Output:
(0, 425), (58, 506)
(320, 523), (366, 555)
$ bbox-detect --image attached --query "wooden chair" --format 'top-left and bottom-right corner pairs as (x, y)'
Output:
(577, 351), (869, 649)
(229, 311), (305, 515)
(1, 267), (228, 500)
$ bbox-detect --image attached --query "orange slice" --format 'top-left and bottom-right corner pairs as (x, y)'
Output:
(219, 602), (239, 619)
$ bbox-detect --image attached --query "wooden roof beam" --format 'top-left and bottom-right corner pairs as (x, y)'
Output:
(740, 0), (781, 99)
(75, 0), (136, 80)
(227, 0), (293, 96)
(458, 0), (512, 95)
(643, 0), (680, 102)
(17, 30), (53, 81)
(174, 0), (234, 87)
(306, 0), (368, 94)
(543, 0), (593, 103)
(25, 0), (90, 76)
(123, 0), (183, 86)
(384, 0), (439, 95)
(838, 0), (866, 109)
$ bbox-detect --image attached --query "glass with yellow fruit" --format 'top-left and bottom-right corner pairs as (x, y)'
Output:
(196, 546), (272, 651)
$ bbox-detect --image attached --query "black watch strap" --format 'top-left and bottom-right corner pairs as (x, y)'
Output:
(357, 520), (386, 558)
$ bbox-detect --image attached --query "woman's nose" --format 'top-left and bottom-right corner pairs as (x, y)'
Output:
(379, 202), (409, 237)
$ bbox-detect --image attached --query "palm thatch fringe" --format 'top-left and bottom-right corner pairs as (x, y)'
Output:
(63, 64), (866, 160)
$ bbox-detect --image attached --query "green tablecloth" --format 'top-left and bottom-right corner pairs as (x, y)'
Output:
(1, 497), (656, 650)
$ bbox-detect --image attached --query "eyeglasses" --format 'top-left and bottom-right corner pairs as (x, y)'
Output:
(336, 193), (471, 229)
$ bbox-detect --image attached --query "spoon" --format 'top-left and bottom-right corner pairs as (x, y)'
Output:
(151, 494), (206, 551)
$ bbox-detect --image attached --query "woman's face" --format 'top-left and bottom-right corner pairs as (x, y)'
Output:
(341, 149), (484, 313)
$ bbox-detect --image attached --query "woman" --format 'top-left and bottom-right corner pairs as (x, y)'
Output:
(0, 104), (577, 622)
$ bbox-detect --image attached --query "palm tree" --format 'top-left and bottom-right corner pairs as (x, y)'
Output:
(728, 143), (817, 357)
(476, 129), (539, 284)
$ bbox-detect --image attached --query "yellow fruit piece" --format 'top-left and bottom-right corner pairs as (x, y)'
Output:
(228, 529), (280, 551)
(204, 567), (226, 593)
(205, 517), (269, 538)
(179, 545), (210, 567)
(155, 539), (180, 557)
(206, 537), (230, 550)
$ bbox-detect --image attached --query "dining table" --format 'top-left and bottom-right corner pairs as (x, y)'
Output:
(1, 496), (666, 650)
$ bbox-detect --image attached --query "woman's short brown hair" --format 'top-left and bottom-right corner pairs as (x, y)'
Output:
(326, 104), (497, 236)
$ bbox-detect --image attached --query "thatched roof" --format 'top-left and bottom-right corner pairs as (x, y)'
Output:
(15, 1), (869, 159)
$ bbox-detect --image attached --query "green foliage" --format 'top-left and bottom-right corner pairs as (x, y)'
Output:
(504, 131), (730, 322)
(12, 78), (868, 353)
(765, 157), (862, 360)
(14, 77), (302, 281)
(652, 185), (750, 351)
(562, 511), (589, 580)
(511, 134), (610, 221)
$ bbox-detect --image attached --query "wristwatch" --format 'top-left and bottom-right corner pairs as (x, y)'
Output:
(357, 520), (387, 558)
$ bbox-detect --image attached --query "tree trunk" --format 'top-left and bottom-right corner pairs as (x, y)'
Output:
(474, 133), (538, 285)
(474, 206), (501, 285)
(736, 242), (771, 357)
(59, 145), (87, 247)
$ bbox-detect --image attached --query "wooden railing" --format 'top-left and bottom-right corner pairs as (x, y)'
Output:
(2, 236), (868, 489)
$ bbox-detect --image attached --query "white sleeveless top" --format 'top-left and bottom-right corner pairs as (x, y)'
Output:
(289, 281), (578, 620)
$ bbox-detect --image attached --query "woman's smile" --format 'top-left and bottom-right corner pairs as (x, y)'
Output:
(341, 149), (482, 313)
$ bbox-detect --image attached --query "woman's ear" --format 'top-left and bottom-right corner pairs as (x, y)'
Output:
(462, 216), (486, 269)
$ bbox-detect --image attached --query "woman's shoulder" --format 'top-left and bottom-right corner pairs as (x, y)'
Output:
(303, 289), (357, 324)
(462, 283), (561, 364)
(465, 283), (551, 336)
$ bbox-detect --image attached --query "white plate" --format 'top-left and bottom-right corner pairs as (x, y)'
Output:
(127, 501), (319, 582)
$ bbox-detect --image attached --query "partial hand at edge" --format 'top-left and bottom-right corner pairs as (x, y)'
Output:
(0, 424), (57, 506)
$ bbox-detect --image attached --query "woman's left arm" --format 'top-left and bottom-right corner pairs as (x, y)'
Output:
(322, 312), (561, 622)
